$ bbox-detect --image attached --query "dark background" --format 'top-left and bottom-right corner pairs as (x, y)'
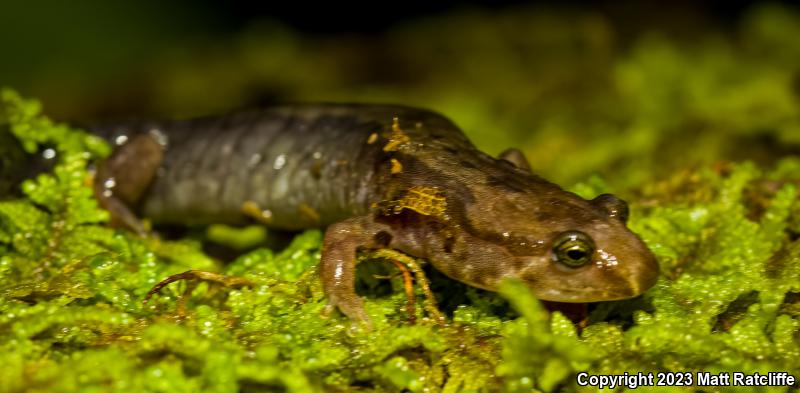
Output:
(0, 0), (784, 118)
(220, 0), (772, 32)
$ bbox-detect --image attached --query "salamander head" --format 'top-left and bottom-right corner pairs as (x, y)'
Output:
(460, 179), (659, 302)
(524, 193), (658, 301)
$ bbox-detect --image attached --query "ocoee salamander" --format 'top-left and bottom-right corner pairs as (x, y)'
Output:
(91, 104), (659, 321)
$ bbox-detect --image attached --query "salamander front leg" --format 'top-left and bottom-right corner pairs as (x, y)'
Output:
(320, 216), (389, 323)
(94, 132), (165, 236)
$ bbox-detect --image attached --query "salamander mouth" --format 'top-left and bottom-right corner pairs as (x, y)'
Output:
(533, 286), (639, 303)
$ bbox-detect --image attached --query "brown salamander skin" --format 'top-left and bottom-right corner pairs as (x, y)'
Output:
(93, 104), (659, 321)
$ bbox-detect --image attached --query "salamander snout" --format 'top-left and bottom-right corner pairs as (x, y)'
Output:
(519, 219), (659, 303)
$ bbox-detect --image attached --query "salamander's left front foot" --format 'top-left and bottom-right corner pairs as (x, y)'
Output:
(322, 294), (369, 324)
(319, 216), (391, 325)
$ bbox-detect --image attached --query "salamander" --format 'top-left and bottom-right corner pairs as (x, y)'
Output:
(90, 104), (659, 321)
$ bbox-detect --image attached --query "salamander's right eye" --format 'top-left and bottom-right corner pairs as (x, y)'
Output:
(552, 231), (595, 268)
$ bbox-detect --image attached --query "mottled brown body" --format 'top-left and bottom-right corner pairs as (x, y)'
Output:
(93, 105), (659, 321)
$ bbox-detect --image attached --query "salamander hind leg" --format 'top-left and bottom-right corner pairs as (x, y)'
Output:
(94, 132), (165, 236)
(320, 216), (390, 324)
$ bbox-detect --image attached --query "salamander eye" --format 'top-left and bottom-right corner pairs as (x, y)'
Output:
(552, 231), (595, 268)
(592, 193), (629, 223)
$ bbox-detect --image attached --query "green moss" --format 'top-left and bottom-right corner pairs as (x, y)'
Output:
(3, 5), (800, 392)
